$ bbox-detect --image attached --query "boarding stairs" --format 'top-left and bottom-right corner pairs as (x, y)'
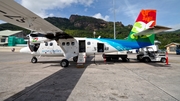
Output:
(77, 52), (86, 68)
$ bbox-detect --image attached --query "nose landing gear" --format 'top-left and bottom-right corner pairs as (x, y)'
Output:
(31, 57), (37, 63)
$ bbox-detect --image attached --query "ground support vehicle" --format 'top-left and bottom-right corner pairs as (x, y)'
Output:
(103, 51), (129, 62)
(137, 47), (166, 63)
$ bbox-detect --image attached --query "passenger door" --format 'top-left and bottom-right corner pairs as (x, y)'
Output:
(79, 40), (86, 53)
(97, 43), (104, 52)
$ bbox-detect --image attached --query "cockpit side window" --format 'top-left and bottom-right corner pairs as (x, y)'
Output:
(29, 43), (40, 52)
(62, 42), (65, 46)
(45, 42), (48, 46)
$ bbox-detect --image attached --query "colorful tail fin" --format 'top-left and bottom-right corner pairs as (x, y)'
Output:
(127, 9), (156, 46)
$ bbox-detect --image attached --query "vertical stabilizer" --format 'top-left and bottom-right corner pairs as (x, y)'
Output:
(127, 9), (156, 46)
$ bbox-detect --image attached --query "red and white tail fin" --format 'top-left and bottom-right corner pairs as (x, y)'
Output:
(127, 9), (156, 44)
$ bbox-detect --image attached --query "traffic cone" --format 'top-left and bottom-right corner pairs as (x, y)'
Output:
(103, 54), (106, 63)
(166, 51), (169, 65)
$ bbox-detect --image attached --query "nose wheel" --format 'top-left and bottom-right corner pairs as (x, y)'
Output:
(31, 57), (37, 63)
(60, 59), (69, 67)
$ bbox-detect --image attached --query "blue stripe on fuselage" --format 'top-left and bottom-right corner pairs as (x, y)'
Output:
(94, 38), (153, 51)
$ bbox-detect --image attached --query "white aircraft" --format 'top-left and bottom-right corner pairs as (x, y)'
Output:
(0, 0), (171, 67)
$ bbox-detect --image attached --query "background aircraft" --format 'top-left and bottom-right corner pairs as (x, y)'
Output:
(0, 0), (171, 67)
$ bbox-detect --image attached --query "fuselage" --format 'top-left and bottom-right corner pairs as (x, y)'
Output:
(20, 37), (153, 59)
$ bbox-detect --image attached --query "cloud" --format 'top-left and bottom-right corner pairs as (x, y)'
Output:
(93, 13), (109, 21)
(20, 0), (94, 18)
(84, 8), (88, 12)
(49, 13), (54, 17)
(120, 0), (158, 22)
(0, 20), (5, 24)
(168, 24), (180, 31)
(122, 0), (140, 21)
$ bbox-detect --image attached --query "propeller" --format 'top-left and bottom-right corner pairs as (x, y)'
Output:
(45, 32), (73, 40)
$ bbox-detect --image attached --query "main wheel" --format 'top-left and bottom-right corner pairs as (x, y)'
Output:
(126, 58), (130, 62)
(31, 57), (37, 63)
(137, 56), (140, 60)
(60, 59), (69, 67)
(112, 57), (119, 60)
(122, 58), (130, 62)
(161, 58), (166, 63)
(73, 56), (78, 62)
(143, 57), (151, 62)
(122, 58), (126, 62)
(106, 57), (111, 61)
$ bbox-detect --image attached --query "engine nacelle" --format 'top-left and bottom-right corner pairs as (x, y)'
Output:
(29, 37), (50, 43)
(28, 33), (50, 43)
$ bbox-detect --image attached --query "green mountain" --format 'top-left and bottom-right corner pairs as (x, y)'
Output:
(156, 30), (180, 49)
(0, 14), (179, 49)
(45, 15), (132, 38)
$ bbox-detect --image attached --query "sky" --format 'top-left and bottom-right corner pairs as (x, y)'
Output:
(0, 0), (180, 30)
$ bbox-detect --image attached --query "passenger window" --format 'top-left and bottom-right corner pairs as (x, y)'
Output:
(45, 42), (48, 46)
(87, 42), (91, 45)
(50, 43), (53, 46)
(62, 42), (65, 46)
(66, 42), (70, 46)
(71, 42), (75, 46)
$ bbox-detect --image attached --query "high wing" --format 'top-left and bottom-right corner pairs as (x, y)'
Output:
(134, 25), (171, 36)
(0, 0), (73, 39)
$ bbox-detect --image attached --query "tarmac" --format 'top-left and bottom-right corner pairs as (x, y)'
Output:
(0, 50), (180, 101)
(0, 46), (22, 52)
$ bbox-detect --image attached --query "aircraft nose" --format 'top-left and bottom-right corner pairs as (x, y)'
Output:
(20, 47), (31, 53)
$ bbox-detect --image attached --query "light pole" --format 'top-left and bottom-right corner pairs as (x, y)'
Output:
(113, 0), (116, 39)
(93, 31), (96, 38)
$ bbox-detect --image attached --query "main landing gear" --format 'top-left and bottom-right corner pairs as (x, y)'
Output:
(60, 56), (79, 67)
(60, 59), (69, 67)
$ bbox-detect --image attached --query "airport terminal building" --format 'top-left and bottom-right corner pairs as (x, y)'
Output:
(0, 30), (26, 46)
(165, 42), (180, 54)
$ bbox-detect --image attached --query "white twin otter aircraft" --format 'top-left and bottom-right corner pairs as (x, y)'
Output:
(0, 0), (171, 67)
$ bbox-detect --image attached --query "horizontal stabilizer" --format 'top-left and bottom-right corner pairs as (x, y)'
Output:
(134, 25), (171, 36)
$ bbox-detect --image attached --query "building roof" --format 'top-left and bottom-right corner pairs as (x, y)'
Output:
(165, 42), (180, 47)
(0, 30), (22, 36)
